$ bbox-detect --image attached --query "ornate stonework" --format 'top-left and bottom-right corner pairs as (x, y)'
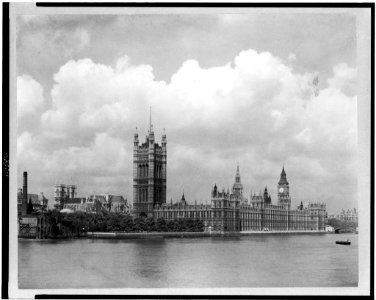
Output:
(133, 123), (167, 217)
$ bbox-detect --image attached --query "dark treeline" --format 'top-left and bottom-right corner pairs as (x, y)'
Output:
(49, 210), (204, 234)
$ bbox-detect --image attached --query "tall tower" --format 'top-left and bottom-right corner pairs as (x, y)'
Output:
(277, 166), (291, 209)
(67, 185), (77, 199)
(54, 184), (67, 210)
(133, 112), (167, 217)
(232, 163), (243, 199)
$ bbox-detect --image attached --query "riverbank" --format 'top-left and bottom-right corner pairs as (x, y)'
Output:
(18, 230), (328, 240)
(85, 230), (327, 239)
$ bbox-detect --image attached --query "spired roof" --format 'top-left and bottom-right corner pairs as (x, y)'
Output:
(232, 164), (243, 190)
(278, 166), (289, 185)
(179, 193), (187, 205)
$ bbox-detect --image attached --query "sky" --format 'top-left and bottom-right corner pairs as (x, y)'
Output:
(16, 12), (358, 214)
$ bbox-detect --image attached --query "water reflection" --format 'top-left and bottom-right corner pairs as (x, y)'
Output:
(132, 240), (168, 282)
(18, 234), (358, 288)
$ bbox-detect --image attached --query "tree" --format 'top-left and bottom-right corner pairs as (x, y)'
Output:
(156, 218), (168, 232)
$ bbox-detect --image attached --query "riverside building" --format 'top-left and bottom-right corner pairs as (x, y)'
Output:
(133, 118), (167, 218)
(134, 125), (327, 232)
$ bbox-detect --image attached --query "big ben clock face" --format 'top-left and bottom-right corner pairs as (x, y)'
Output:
(279, 187), (284, 193)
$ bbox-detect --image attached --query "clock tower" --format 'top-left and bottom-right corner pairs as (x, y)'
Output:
(277, 166), (291, 209)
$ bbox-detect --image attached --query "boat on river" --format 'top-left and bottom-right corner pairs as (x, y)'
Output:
(335, 240), (351, 245)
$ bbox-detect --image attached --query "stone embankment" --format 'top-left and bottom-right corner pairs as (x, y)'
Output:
(241, 230), (326, 235)
(86, 232), (213, 239)
(86, 230), (326, 239)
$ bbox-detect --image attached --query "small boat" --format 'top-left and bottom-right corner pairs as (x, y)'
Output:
(336, 240), (351, 245)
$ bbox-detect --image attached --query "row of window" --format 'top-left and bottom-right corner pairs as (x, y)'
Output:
(212, 201), (239, 208)
(138, 164), (164, 178)
(137, 188), (164, 203)
(156, 210), (212, 219)
(138, 188), (149, 202)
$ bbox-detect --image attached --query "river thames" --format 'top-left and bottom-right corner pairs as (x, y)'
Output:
(18, 233), (357, 289)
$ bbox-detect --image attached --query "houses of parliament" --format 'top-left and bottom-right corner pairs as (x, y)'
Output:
(133, 121), (327, 232)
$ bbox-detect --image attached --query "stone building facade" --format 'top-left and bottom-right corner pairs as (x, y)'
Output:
(62, 194), (129, 214)
(153, 166), (326, 232)
(133, 126), (326, 232)
(337, 208), (358, 223)
(133, 123), (167, 217)
(54, 184), (77, 210)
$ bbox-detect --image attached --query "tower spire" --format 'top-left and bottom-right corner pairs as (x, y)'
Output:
(232, 163), (243, 196)
(235, 163), (241, 183)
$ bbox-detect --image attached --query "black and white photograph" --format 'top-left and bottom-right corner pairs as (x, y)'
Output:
(6, 2), (372, 298)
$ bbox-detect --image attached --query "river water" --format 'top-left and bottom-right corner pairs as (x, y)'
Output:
(18, 233), (358, 289)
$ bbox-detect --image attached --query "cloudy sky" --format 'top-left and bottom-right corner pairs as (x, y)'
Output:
(16, 12), (358, 213)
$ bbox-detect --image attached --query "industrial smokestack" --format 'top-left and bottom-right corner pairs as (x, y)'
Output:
(22, 172), (28, 215)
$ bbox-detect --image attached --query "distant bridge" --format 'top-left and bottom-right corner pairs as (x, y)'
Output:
(334, 228), (355, 234)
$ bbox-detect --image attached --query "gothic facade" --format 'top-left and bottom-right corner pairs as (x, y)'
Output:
(132, 124), (326, 232)
(153, 166), (326, 232)
(133, 124), (167, 217)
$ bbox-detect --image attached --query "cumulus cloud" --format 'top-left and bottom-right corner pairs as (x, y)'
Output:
(17, 49), (358, 212)
(17, 74), (44, 118)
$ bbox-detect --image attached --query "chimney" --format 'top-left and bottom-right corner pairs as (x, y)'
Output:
(22, 171), (28, 215)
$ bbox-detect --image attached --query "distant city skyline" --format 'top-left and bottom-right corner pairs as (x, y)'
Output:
(16, 12), (358, 213)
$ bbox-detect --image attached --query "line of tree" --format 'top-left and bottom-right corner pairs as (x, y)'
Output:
(49, 210), (204, 234)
